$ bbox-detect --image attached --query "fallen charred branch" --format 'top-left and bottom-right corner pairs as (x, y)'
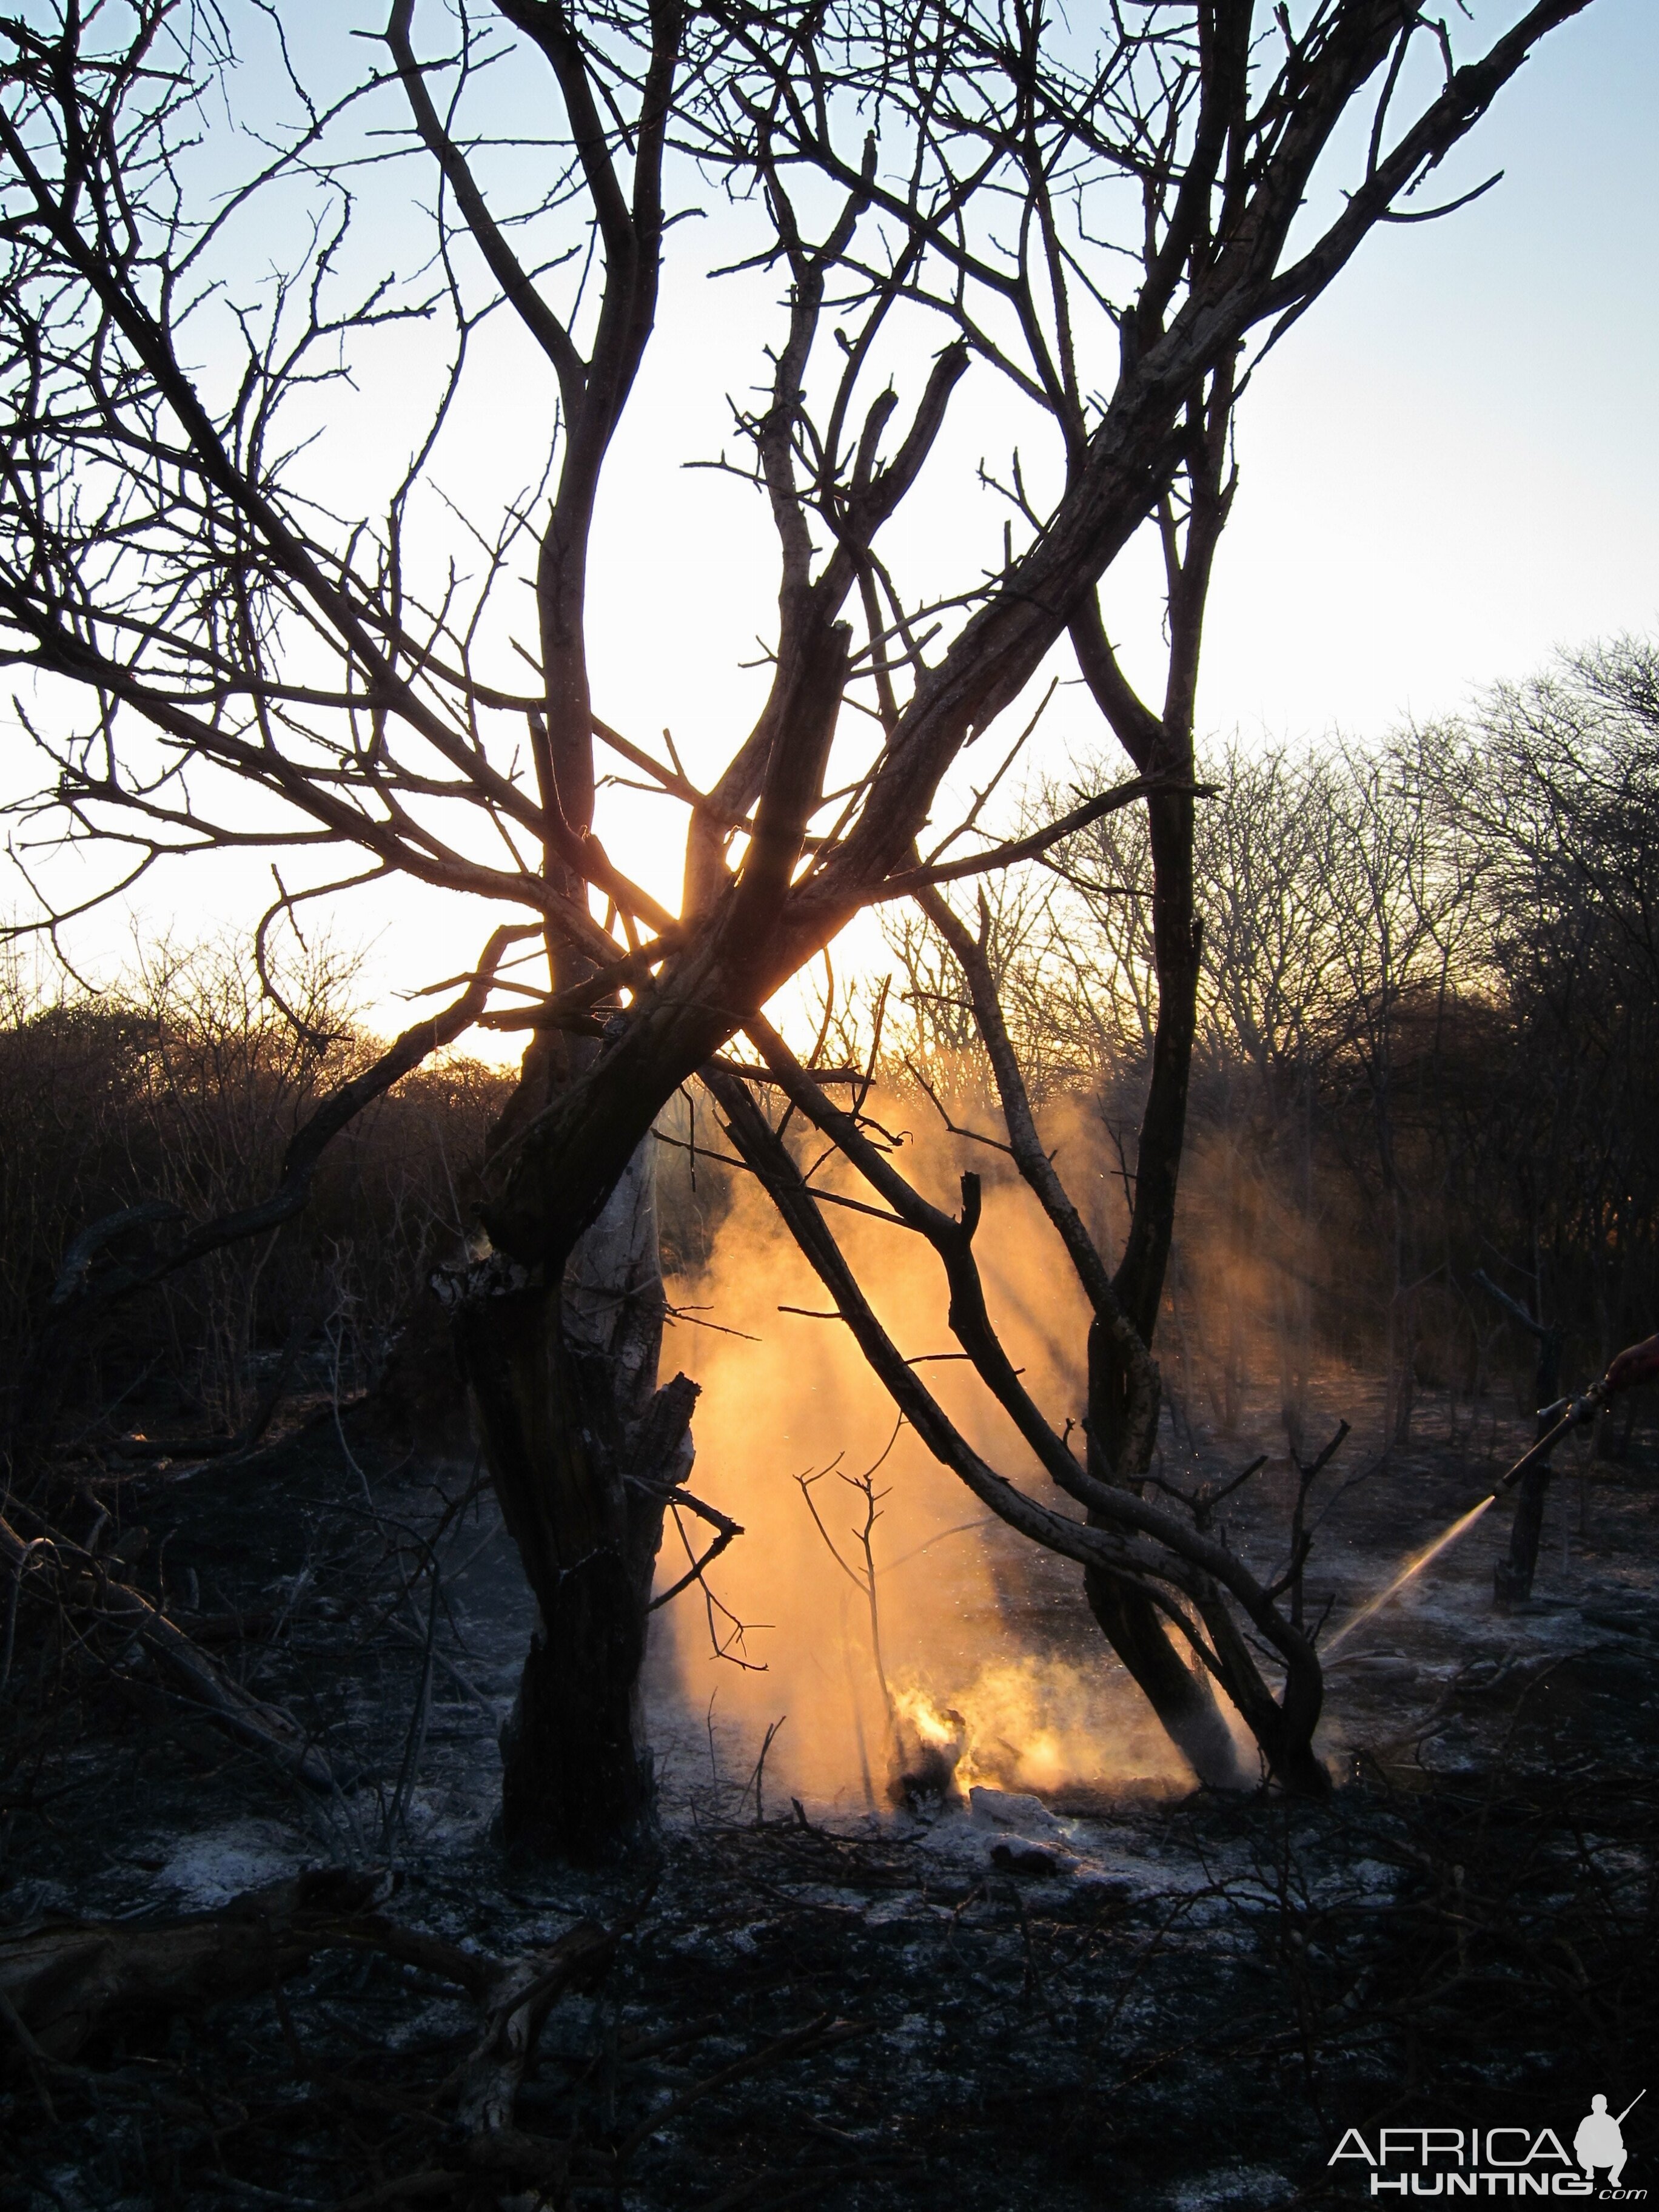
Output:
(0, 1506), (342, 1790)
(0, 1850), (887, 2211)
(0, 1867), (561, 2064)
(101, 1297), (323, 1466)
(2, 1867), (618, 2202)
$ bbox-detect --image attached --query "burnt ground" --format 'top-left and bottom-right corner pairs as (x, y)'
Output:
(2, 1379), (1657, 2212)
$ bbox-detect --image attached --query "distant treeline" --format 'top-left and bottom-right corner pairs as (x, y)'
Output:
(0, 944), (512, 1441)
(5, 639), (1655, 1460)
(0, 941), (724, 1454)
(886, 637), (1659, 1453)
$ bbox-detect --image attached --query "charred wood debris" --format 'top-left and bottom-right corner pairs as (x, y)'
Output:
(1, 1417), (1655, 2212)
(2, 1763), (1655, 2212)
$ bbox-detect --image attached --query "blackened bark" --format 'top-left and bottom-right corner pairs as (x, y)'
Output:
(1085, 1311), (1250, 1792)
(456, 1279), (697, 1859)
(1080, 1557), (1247, 1789)
(451, 622), (847, 1861)
(458, 1303), (628, 1858)
(1070, 637), (1256, 1778)
(1114, 786), (1202, 1346)
(1495, 1464), (1550, 1607)
(457, 1038), (695, 1861)
(1494, 1325), (1563, 1607)
(1077, 771), (1327, 1790)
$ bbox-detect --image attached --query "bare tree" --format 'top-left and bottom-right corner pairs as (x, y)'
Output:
(1445, 645), (1659, 1373)
(0, 1), (1590, 1847)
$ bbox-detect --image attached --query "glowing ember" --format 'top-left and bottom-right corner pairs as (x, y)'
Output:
(890, 1661), (1192, 1800)
(894, 1686), (960, 1750)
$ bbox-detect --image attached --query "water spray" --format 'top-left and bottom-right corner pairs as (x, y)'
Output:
(1324, 1330), (1659, 1656)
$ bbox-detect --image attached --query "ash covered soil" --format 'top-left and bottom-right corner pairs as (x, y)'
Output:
(3, 1380), (1656, 2211)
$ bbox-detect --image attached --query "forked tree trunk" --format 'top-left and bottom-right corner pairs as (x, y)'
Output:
(454, 1038), (694, 1861)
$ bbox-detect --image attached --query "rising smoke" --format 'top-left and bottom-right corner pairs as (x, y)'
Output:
(648, 1081), (1230, 1814)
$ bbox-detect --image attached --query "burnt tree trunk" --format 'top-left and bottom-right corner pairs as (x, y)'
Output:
(455, 1037), (695, 1861)
(1081, 782), (1252, 1792)
(443, 614), (850, 1860)
(1068, 377), (1273, 1793)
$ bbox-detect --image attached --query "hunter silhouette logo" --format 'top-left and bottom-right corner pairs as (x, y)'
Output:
(1330, 2093), (1647, 2196)
(1576, 2096), (1643, 2194)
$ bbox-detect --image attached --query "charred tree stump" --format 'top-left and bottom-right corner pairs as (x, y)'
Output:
(1476, 1276), (1563, 1608)
(1495, 1457), (1552, 1607)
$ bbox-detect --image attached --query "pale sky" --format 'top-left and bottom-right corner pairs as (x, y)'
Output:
(6, 0), (1656, 1043)
(1193, 0), (1659, 742)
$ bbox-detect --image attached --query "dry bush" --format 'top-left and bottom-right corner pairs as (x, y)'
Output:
(0, 941), (514, 1442)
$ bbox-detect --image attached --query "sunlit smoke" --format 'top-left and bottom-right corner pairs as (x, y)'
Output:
(1323, 1495), (1496, 1656)
(649, 1075), (1207, 1810)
